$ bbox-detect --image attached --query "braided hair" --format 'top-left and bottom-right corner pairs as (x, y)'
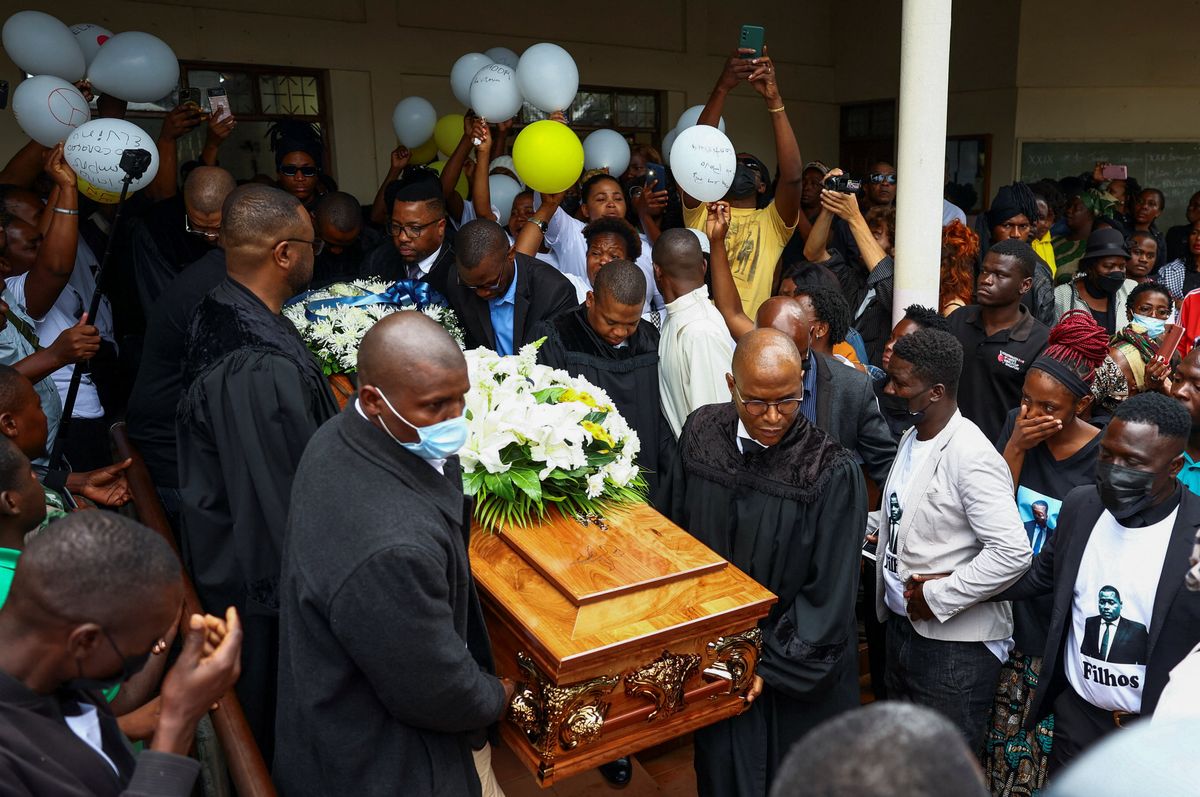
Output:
(1030, 309), (1110, 397)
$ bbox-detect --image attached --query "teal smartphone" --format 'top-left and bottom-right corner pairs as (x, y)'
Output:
(739, 25), (765, 58)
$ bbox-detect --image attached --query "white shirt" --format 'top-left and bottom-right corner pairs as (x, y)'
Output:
(64, 703), (118, 774)
(412, 244), (444, 280)
(736, 419), (768, 452)
(354, 399), (445, 474)
(882, 434), (937, 615)
(1065, 507), (1176, 713)
(658, 285), (734, 438)
(6, 272), (103, 419)
(541, 205), (664, 315)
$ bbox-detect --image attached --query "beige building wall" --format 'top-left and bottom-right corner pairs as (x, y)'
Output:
(0, 1), (841, 200)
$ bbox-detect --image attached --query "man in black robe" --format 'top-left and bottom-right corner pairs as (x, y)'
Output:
(656, 328), (866, 797)
(177, 184), (338, 762)
(0, 512), (241, 797)
(276, 312), (511, 797)
(534, 259), (674, 499)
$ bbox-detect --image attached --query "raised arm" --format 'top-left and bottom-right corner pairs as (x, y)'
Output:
(819, 186), (888, 271)
(803, 206), (835, 264)
(515, 193), (561, 258)
(491, 117), (513, 160)
(746, 46), (802, 228)
(706, 201), (754, 340)
(440, 113), (478, 222)
(631, 175), (669, 245)
(1001, 405), (1061, 492)
(683, 49), (758, 210)
(145, 104), (203, 201)
(370, 146), (410, 226)
(24, 145), (80, 319)
(470, 119), (495, 221)
(200, 107), (237, 167)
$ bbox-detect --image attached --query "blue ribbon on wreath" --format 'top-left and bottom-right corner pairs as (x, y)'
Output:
(285, 279), (449, 322)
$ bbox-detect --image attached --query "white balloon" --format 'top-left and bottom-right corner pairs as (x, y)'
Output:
(68, 23), (113, 66)
(87, 31), (179, 103)
(392, 96), (437, 148)
(583, 129), (631, 177)
(669, 125), (736, 203)
(64, 118), (160, 203)
(516, 43), (579, 113)
(676, 104), (725, 134)
(489, 155), (524, 189)
(484, 46), (519, 70)
(450, 52), (493, 108)
(12, 75), (91, 147)
(661, 128), (679, 163)
(488, 174), (522, 225)
(469, 63), (522, 122)
(2, 11), (86, 81)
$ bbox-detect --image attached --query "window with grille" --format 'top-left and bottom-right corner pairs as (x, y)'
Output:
(125, 62), (330, 184)
(519, 86), (663, 149)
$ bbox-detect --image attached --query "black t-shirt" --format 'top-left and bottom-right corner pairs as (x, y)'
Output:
(946, 305), (1051, 442)
(996, 407), (1102, 653)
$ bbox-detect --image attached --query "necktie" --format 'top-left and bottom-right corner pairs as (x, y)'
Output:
(739, 436), (765, 453)
(408, 262), (423, 281)
(1100, 621), (1113, 660)
(1031, 525), (1045, 554)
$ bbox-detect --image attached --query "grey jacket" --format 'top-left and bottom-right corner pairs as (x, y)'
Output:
(813, 353), (896, 486)
(874, 410), (1032, 642)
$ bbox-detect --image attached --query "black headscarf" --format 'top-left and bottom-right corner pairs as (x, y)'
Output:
(268, 120), (324, 170)
(985, 182), (1039, 229)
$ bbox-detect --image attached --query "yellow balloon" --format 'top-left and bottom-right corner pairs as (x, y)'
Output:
(428, 159), (468, 199)
(512, 120), (585, 194)
(434, 114), (465, 158)
(409, 137), (438, 165)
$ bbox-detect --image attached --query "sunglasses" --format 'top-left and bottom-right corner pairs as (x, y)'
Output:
(279, 164), (319, 177)
(868, 173), (897, 185)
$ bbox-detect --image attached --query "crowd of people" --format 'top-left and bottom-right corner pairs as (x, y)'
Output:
(0, 40), (1195, 797)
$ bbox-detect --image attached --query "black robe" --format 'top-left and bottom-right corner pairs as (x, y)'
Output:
(655, 403), (866, 797)
(533, 304), (675, 500)
(176, 277), (338, 763)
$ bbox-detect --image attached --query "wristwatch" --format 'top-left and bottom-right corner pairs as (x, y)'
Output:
(529, 218), (548, 234)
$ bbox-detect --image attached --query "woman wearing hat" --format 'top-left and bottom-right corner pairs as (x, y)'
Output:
(1053, 227), (1138, 334)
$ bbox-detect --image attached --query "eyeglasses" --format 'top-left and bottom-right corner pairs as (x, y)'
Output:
(279, 164), (319, 177)
(457, 268), (506, 292)
(732, 383), (801, 417)
(184, 215), (220, 241)
(868, 173), (897, 185)
(386, 218), (443, 238)
(278, 237), (325, 256)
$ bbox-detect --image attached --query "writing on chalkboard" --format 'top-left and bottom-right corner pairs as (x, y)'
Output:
(1020, 141), (1200, 226)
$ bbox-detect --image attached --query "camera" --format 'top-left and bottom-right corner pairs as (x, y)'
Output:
(119, 148), (154, 180)
(825, 174), (862, 194)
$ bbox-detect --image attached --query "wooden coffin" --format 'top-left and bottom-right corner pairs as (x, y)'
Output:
(470, 502), (776, 786)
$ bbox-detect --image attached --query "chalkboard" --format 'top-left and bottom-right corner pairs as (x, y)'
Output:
(1020, 141), (1200, 225)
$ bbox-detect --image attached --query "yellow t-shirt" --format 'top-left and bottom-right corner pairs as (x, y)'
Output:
(1032, 233), (1058, 277)
(684, 200), (796, 318)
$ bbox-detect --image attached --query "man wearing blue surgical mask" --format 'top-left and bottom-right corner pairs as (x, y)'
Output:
(276, 311), (514, 797)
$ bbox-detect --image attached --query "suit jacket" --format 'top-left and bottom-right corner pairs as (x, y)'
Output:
(813, 353), (896, 486)
(357, 238), (456, 295)
(1081, 615), (1149, 665)
(874, 410), (1032, 642)
(444, 253), (577, 352)
(1001, 485), (1200, 723)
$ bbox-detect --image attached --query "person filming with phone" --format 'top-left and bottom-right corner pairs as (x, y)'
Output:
(681, 33), (805, 320)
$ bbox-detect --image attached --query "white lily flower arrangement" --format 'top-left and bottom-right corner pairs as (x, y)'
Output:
(462, 340), (647, 530)
(284, 279), (465, 375)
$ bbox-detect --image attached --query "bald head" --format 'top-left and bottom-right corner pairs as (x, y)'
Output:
(652, 227), (705, 279)
(184, 167), (237, 216)
(358, 311), (466, 391)
(221, 184), (307, 252)
(756, 296), (811, 354)
(732, 327), (803, 384)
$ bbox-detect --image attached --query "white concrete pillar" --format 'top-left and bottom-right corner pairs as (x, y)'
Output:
(892, 0), (953, 324)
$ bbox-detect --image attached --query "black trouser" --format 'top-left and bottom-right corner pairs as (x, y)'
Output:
(1050, 687), (1125, 774)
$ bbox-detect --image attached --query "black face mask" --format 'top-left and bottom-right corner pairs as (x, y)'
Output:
(728, 163), (760, 199)
(901, 385), (935, 424)
(64, 628), (152, 693)
(1094, 271), (1127, 295)
(1096, 461), (1157, 520)
(878, 390), (913, 420)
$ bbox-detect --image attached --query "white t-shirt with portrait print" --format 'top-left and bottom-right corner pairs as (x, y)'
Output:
(1065, 507), (1176, 713)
